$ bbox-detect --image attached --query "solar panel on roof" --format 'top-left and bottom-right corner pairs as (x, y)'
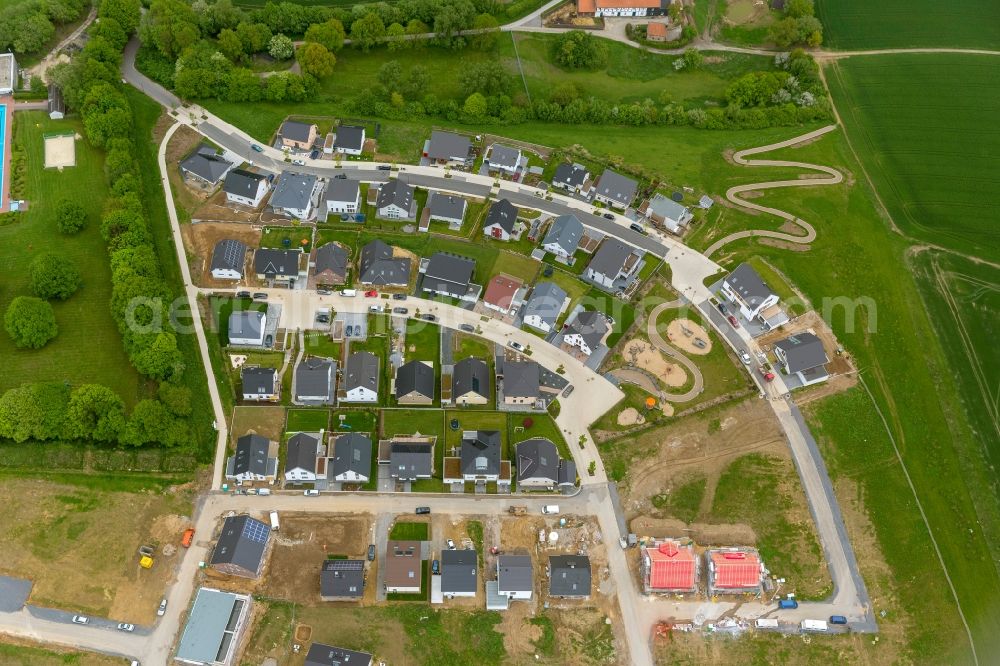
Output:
(242, 519), (270, 544)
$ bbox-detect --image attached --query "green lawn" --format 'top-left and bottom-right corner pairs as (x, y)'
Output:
(509, 413), (572, 461)
(303, 330), (342, 359)
(403, 320), (440, 362)
(389, 520), (429, 541)
(0, 113), (141, 401)
(382, 409), (444, 440)
(330, 408), (377, 434)
(260, 226), (312, 251)
(286, 409), (329, 432)
(816, 0), (1000, 49)
(452, 332), (494, 363)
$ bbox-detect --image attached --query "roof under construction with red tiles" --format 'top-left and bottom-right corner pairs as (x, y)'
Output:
(644, 541), (696, 590)
(709, 549), (761, 588)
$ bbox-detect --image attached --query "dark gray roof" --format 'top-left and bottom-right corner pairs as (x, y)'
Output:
(395, 360), (435, 400)
(286, 432), (319, 473)
(567, 311), (609, 350)
(376, 179), (414, 211)
(516, 438), (559, 483)
(553, 162), (588, 188)
(223, 168), (267, 198)
(314, 243), (349, 281)
(281, 120), (315, 143)
(323, 178), (360, 204)
(427, 130), (471, 161)
(231, 434), (272, 476)
(344, 352), (379, 392)
(460, 430), (501, 476)
(211, 514), (270, 575)
(423, 253), (474, 297)
(453, 358), (490, 400)
(484, 198), (517, 234)
(211, 239), (247, 273)
(497, 555), (532, 593)
(503, 361), (539, 399)
(441, 549), (477, 594)
(304, 641), (372, 666)
(271, 172), (317, 210)
(390, 442), (433, 478)
(542, 214), (583, 254)
(725, 263), (775, 308)
(588, 238), (634, 278)
(360, 240), (410, 286)
(255, 248), (301, 279)
(320, 559), (365, 599)
(331, 433), (372, 478)
(523, 282), (567, 328)
(229, 311), (265, 342)
(488, 144), (520, 169)
(180, 145), (232, 183)
(558, 459), (577, 486)
(295, 357), (334, 400)
(428, 192), (467, 220)
(333, 125), (365, 152)
(594, 169), (638, 206)
(241, 366), (276, 395)
(549, 555), (591, 597)
(774, 332), (828, 373)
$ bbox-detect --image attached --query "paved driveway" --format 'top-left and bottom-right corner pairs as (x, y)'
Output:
(0, 576), (31, 612)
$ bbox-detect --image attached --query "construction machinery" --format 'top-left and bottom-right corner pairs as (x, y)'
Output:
(508, 506), (527, 516)
(138, 545), (155, 569)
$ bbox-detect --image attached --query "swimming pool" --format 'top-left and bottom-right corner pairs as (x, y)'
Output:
(0, 103), (7, 211)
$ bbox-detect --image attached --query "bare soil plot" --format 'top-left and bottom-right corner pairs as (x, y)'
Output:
(231, 405), (286, 443)
(756, 310), (855, 377)
(618, 338), (687, 387)
(665, 318), (712, 355)
(165, 125), (215, 218)
(180, 221), (261, 288)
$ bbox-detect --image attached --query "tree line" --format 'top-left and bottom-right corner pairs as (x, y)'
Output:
(0, 0), (90, 57)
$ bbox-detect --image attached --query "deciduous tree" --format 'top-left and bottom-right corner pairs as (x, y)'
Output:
(296, 42), (336, 78)
(29, 253), (82, 301)
(56, 199), (87, 234)
(4, 297), (58, 349)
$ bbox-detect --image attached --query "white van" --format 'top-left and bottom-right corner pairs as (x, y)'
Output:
(340, 289), (357, 297)
(269, 510), (280, 531)
(257, 488), (271, 496)
(542, 505), (560, 515)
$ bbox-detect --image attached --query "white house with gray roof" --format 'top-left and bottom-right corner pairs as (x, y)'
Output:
(483, 198), (518, 241)
(501, 360), (540, 406)
(563, 311), (610, 356)
(497, 555), (533, 601)
(270, 172), (318, 220)
(341, 352), (379, 403)
(548, 555), (591, 599)
(421, 252), (476, 300)
(552, 162), (590, 194)
(225, 434), (277, 484)
(223, 169), (269, 208)
(774, 332), (829, 387)
(376, 179), (416, 220)
(542, 214), (584, 259)
(516, 438), (576, 489)
(424, 130), (473, 167)
(295, 357), (336, 404)
(330, 433), (372, 483)
(211, 239), (247, 280)
(284, 432), (323, 483)
(180, 145), (234, 186)
(593, 168), (638, 209)
(324, 178), (360, 215)
(640, 193), (693, 234)
(427, 192), (467, 228)
(486, 143), (521, 175)
(721, 262), (780, 321)
(241, 366), (279, 402)
(228, 311), (266, 347)
(359, 239), (411, 287)
(255, 248), (303, 284)
(522, 282), (567, 333)
(585, 238), (642, 291)
(332, 125), (366, 155)
(441, 549), (478, 598)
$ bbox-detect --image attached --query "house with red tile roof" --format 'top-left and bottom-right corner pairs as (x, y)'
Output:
(641, 540), (698, 594)
(482, 275), (525, 315)
(705, 548), (764, 595)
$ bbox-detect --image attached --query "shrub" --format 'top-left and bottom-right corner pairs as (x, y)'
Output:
(56, 199), (87, 234)
(30, 253), (83, 300)
(5, 296), (58, 349)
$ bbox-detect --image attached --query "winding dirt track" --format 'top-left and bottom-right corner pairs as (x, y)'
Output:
(704, 124), (844, 257)
(645, 301), (704, 403)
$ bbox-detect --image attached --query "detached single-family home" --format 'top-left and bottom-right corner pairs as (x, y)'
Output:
(324, 178), (360, 215)
(542, 214), (584, 259)
(516, 438), (576, 489)
(179, 144), (234, 186)
(385, 541), (423, 594)
(330, 433), (372, 483)
(225, 434), (278, 484)
(563, 311), (610, 356)
(548, 555), (591, 599)
(421, 252), (475, 300)
(228, 311), (266, 347)
(486, 144), (521, 176)
(295, 357), (335, 404)
(210, 239), (248, 280)
(285, 432), (324, 483)
(483, 275), (524, 315)
(280, 120), (318, 151)
(270, 172), (318, 220)
(312, 243), (349, 286)
(359, 239), (411, 287)
(773, 332), (830, 387)
(341, 351), (379, 403)
(551, 162), (590, 194)
(585, 238), (642, 291)
(424, 130), (472, 167)
(255, 248), (303, 284)
(0, 53), (19, 96)
(241, 366), (279, 402)
(483, 199), (517, 241)
(452, 358), (491, 405)
(522, 282), (567, 333)
(577, 0), (669, 18)
(706, 548), (763, 595)
(453, 430), (502, 482)
(441, 549), (477, 598)
(592, 169), (638, 209)
(224, 169), (270, 208)
(720, 262), (781, 322)
(376, 179), (416, 221)
(320, 560), (365, 601)
(333, 125), (366, 156)
(497, 555), (533, 601)
(427, 192), (467, 228)
(305, 643), (373, 666)
(210, 514), (271, 579)
(639, 193), (693, 234)
(395, 360), (435, 405)
(500, 361), (540, 406)
(642, 540), (698, 594)
(384, 439), (434, 481)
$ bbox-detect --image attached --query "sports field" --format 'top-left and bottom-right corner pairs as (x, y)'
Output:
(816, 0), (1000, 49)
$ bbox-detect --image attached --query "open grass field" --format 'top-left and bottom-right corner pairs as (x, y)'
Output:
(0, 640), (128, 666)
(815, 0), (1000, 49)
(826, 54), (1000, 264)
(0, 113), (141, 401)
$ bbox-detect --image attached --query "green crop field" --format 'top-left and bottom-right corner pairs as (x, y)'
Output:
(816, 0), (1000, 49)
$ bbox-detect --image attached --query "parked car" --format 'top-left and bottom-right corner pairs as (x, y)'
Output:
(415, 506), (431, 515)
(392, 293), (407, 300)
(393, 307), (408, 314)
(181, 528), (195, 548)
(365, 289), (378, 297)
(377, 165), (391, 171)
(740, 351), (752, 365)
(316, 313), (330, 324)
(264, 334), (274, 347)
(431, 559), (440, 574)
(72, 615), (89, 625)
(117, 623), (135, 632)
(335, 173), (348, 179)
(829, 615), (848, 625)
(562, 384), (575, 397)
(317, 289), (332, 295)
(292, 158), (305, 165)
(603, 212), (615, 220)
(157, 599), (167, 616)
(508, 340), (524, 352)
(304, 489), (320, 496)
(421, 314), (436, 322)
(459, 324), (475, 333)
(778, 598), (799, 610)
(346, 325), (354, 337)
(629, 223), (646, 234)
(236, 290), (251, 299)
(367, 544), (376, 561)
(727, 315), (740, 328)
(310, 149), (320, 159)
(446, 539), (456, 550)
(250, 144), (263, 153)
(253, 292), (268, 300)
(369, 305), (383, 313)
(716, 302), (728, 314)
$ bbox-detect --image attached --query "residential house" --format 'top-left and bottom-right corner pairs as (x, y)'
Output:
(426, 192), (467, 228)
(773, 332), (830, 387)
(585, 238), (642, 291)
(542, 214), (584, 260)
(482, 275), (524, 315)
(330, 433), (372, 483)
(320, 560), (365, 601)
(175, 587), (252, 666)
(720, 262), (782, 323)
(341, 351), (379, 403)
(522, 282), (567, 333)
(312, 243), (349, 286)
(376, 179), (416, 220)
(576, 0), (669, 18)
(551, 162), (590, 194)
(642, 540), (698, 594)
(0, 53), (19, 95)
(706, 548), (763, 595)
(304, 643), (372, 666)
(639, 193), (693, 234)
(210, 239), (247, 280)
(548, 555), (591, 599)
(646, 21), (668, 41)
(333, 125), (366, 156)
(515, 438), (576, 489)
(180, 145), (234, 186)
(255, 248), (303, 284)
(223, 169), (269, 208)
(359, 239), (411, 287)
(386, 440), (434, 481)
(324, 178), (361, 215)
(295, 357), (335, 404)
(395, 360), (435, 405)
(449, 430), (503, 483)
(441, 549), (477, 598)
(385, 541), (423, 594)
(225, 434), (278, 484)
(592, 169), (638, 209)
(270, 172), (318, 220)
(482, 199), (517, 241)
(424, 130), (472, 167)
(501, 361), (540, 406)
(210, 515), (271, 578)
(452, 358), (490, 405)
(280, 120), (318, 151)
(228, 311), (266, 347)
(421, 252), (476, 300)
(241, 366), (279, 402)
(486, 144), (521, 176)
(496, 555), (533, 601)
(563, 310), (610, 356)
(284, 432), (323, 483)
